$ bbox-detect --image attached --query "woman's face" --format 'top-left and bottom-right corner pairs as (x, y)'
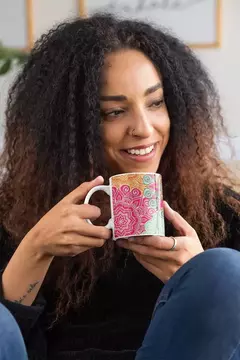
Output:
(100, 49), (170, 174)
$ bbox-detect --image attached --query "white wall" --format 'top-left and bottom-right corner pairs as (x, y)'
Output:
(0, 0), (240, 158)
(0, 68), (18, 151)
(195, 0), (240, 138)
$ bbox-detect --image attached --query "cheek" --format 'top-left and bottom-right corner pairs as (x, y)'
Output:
(154, 112), (170, 137)
(101, 123), (124, 149)
(164, 118), (171, 139)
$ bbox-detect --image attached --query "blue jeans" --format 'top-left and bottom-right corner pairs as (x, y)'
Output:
(136, 248), (240, 360)
(1, 248), (240, 360)
(0, 303), (27, 360)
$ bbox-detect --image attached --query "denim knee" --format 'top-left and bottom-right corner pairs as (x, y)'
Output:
(177, 247), (240, 302)
(0, 303), (25, 347)
(156, 247), (240, 309)
(190, 248), (240, 279)
(0, 303), (27, 359)
(137, 248), (240, 360)
(0, 303), (18, 337)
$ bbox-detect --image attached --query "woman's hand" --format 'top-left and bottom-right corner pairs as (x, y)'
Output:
(23, 176), (111, 259)
(117, 201), (204, 283)
(3, 176), (111, 306)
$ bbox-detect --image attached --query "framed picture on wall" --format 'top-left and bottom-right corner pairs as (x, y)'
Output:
(32, 0), (82, 43)
(79, 0), (221, 49)
(0, 0), (33, 50)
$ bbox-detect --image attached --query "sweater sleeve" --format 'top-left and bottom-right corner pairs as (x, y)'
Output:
(0, 226), (47, 359)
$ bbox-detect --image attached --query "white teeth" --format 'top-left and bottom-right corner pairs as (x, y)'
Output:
(127, 145), (154, 156)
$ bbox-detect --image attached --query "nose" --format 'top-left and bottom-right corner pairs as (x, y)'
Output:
(129, 110), (153, 138)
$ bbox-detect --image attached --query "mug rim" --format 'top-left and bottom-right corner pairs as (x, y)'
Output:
(110, 172), (161, 179)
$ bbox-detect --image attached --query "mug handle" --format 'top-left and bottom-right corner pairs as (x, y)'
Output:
(84, 185), (113, 229)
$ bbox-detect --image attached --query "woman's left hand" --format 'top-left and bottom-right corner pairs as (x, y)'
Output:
(116, 201), (204, 283)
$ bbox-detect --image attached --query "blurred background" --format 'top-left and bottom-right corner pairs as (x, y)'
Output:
(0, 0), (239, 170)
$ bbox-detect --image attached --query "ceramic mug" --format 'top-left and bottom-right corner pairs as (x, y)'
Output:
(84, 172), (165, 240)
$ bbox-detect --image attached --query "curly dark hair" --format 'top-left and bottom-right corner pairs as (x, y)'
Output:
(0, 13), (239, 320)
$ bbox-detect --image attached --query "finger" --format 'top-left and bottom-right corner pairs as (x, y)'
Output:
(74, 235), (107, 248)
(68, 245), (91, 257)
(63, 176), (104, 204)
(62, 233), (107, 248)
(54, 244), (91, 257)
(130, 235), (183, 251)
(136, 254), (178, 282)
(133, 253), (166, 282)
(74, 204), (102, 221)
(64, 220), (111, 240)
(140, 254), (178, 271)
(117, 239), (177, 260)
(163, 201), (195, 236)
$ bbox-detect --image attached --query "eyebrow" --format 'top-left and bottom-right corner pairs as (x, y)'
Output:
(100, 82), (162, 102)
(145, 82), (162, 96)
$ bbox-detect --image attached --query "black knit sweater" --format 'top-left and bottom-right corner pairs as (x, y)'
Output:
(0, 190), (239, 360)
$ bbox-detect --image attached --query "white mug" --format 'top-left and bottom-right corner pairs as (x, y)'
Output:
(84, 172), (165, 240)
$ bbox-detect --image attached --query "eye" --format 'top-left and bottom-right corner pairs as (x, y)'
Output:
(101, 109), (125, 119)
(150, 99), (164, 108)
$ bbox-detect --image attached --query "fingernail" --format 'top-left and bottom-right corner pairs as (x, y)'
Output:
(128, 237), (135, 242)
(95, 176), (104, 182)
(164, 201), (174, 213)
(116, 240), (123, 246)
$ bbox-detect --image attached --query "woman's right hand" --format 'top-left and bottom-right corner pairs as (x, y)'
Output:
(22, 176), (111, 259)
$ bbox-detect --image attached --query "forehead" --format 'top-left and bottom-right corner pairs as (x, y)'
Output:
(101, 49), (162, 94)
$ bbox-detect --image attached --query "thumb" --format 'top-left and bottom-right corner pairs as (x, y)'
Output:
(64, 176), (104, 204)
(163, 201), (195, 236)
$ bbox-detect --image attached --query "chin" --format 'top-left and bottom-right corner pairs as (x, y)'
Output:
(119, 162), (160, 174)
(107, 151), (161, 175)
(115, 146), (162, 174)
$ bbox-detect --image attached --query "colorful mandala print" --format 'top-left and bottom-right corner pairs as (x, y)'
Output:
(111, 174), (164, 239)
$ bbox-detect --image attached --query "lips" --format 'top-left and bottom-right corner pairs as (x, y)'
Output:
(126, 144), (154, 156)
(124, 142), (156, 151)
(122, 142), (157, 156)
(120, 142), (158, 163)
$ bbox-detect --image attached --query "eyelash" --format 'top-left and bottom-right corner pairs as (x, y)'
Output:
(151, 99), (164, 108)
(102, 98), (164, 119)
(103, 109), (124, 118)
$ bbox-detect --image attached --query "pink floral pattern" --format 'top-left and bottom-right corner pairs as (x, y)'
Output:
(112, 181), (163, 239)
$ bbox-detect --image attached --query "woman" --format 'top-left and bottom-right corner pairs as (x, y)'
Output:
(0, 13), (240, 360)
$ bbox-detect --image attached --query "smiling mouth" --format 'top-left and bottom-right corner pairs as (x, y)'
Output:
(122, 143), (156, 156)
(119, 143), (158, 163)
(125, 144), (154, 156)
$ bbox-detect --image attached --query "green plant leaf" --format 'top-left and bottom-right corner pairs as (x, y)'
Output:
(0, 41), (29, 74)
(0, 58), (12, 75)
(16, 53), (28, 64)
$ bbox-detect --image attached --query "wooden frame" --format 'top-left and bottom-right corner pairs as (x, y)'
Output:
(79, 0), (222, 49)
(26, 0), (34, 50)
(79, 0), (86, 17)
(1, 0), (85, 51)
(190, 0), (221, 49)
